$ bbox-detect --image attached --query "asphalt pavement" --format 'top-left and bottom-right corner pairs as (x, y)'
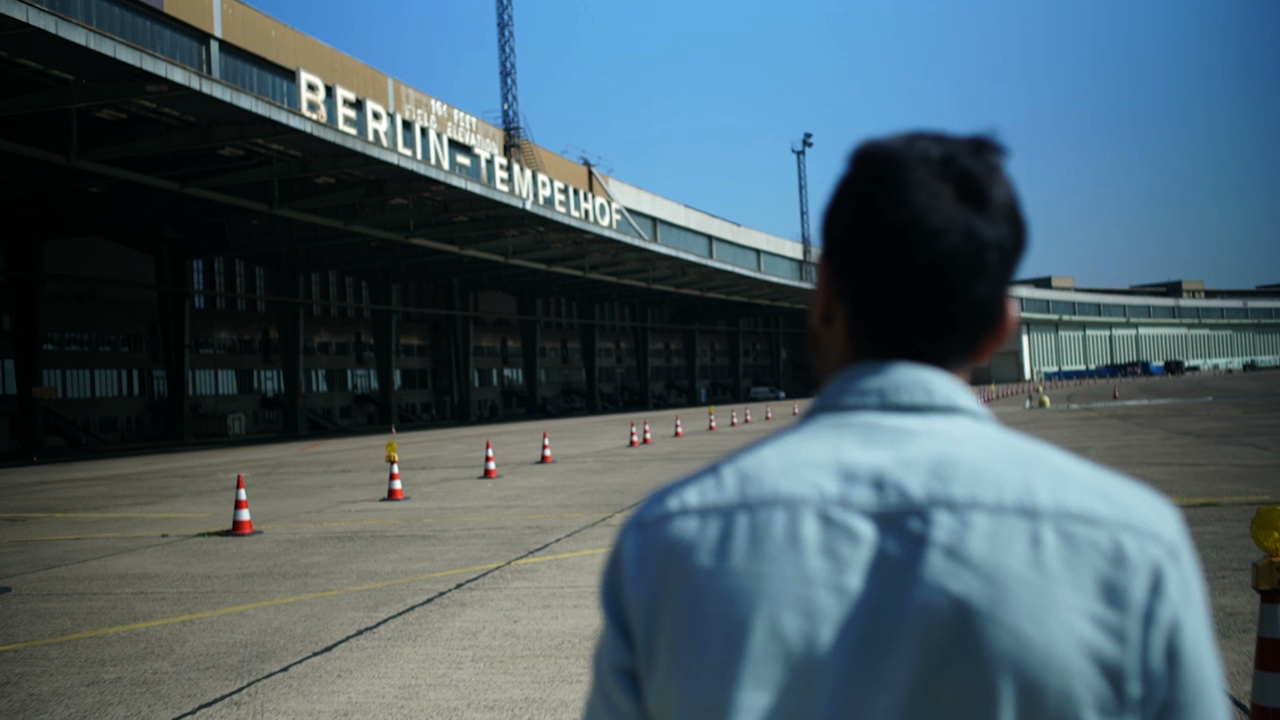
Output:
(1, 372), (1276, 718)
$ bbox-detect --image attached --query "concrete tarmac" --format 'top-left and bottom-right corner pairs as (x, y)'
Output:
(1, 374), (1276, 718)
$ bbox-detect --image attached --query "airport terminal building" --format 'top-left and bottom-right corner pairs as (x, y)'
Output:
(0, 0), (1276, 454)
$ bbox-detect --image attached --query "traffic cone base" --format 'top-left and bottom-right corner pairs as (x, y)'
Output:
(223, 474), (262, 536)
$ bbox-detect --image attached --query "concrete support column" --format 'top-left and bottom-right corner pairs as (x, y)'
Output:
(683, 328), (699, 406)
(451, 280), (475, 422)
(632, 304), (652, 410)
(6, 240), (44, 452)
(772, 315), (785, 390)
(275, 256), (307, 436)
(156, 245), (193, 441)
(374, 277), (398, 428)
(731, 320), (744, 402)
(580, 303), (600, 412)
(518, 294), (541, 415)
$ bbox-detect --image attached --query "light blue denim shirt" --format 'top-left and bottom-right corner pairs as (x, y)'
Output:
(583, 361), (1228, 720)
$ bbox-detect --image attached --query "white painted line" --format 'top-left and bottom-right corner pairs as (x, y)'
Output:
(1065, 397), (1214, 410)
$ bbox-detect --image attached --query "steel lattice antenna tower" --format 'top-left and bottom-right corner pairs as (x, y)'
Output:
(792, 132), (815, 283)
(496, 0), (522, 161)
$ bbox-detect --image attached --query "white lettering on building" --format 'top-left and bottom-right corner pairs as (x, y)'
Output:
(552, 179), (567, 213)
(494, 155), (510, 193)
(535, 172), (552, 206)
(297, 69), (327, 123)
(365, 99), (389, 147)
(296, 69), (629, 229)
(512, 162), (534, 201)
(392, 113), (416, 158)
(474, 149), (492, 184)
(334, 85), (358, 136)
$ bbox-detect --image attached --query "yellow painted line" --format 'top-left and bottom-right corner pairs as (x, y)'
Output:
(262, 518), (417, 530)
(1, 529), (220, 543)
(0, 547), (609, 653)
(1, 513), (617, 542)
(1173, 495), (1274, 507)
(0, 513), (211, 519)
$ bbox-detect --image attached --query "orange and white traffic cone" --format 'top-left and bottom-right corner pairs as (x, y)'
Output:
(1252, 591), (1280, 720)
(730, 409), (738, 427)
(744, 407), (752, 424)
(792, 401), (799, 417)
(628, 422), (640, 447)
(480, 440), (501, 479)
(674, 416), (684, 438)
(225, 474), (261, 536)
(765, 405), (773, 421)
(538, 431), (555, 464)
(708, 413), (717, 431)
(383, 459), (407, 501)
(642, 420), (653, 445)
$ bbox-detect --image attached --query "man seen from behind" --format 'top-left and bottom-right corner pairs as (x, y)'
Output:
(582, 131), (1228, 720)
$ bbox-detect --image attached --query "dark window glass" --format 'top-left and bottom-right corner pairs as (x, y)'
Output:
(617, 211), (656, 241)
(713, 240), (759, 270)
(1050, 301), (1075, 315)
(1127, 305), (1151, 318)
(1200, 307), (1224, 319)
(220, 47), (299, 109)
(1223, 307), (1247, 319)
(1102, 304), (1126, 317)
(1021, 298), (1049, 314)
(1249, 308), (1274, 319)
(657, 221), (711, 257)
(34, 0), (207, 71)
(1151, 305), (1175, 318)
(1175, 306), (1199, 319)
(1075, 303), (1101, 316)
(761, 253), (801, 280)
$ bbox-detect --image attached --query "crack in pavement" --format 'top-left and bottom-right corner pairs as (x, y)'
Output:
(169, 499), (638, 719)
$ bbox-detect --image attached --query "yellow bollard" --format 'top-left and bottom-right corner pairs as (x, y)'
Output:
(1037, 395), (1051, 409)
(1248, 507), (1280, 718)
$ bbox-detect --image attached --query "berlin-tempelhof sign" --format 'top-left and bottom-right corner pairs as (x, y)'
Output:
(297, 70), (625, 231)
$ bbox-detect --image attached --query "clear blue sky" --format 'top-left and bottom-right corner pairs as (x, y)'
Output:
(254, 0), (1278, 288)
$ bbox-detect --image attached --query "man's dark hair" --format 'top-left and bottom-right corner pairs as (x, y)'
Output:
(820, 131), (1027, 369)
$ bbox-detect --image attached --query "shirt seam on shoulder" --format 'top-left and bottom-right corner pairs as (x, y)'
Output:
(630, 496), (1186, 555)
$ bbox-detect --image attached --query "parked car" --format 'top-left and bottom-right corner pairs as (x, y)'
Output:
(747, 385), (786, 400)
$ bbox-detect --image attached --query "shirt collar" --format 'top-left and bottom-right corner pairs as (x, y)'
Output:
(807, 360), (994, 420)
